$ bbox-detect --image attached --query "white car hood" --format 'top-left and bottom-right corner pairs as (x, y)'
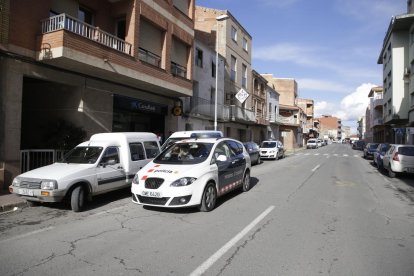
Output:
(18, 163), (95, 181)
(139, 162), (207, 181)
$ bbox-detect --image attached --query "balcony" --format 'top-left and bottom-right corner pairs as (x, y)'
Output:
(373, 95), (383, 109)
(183, 97), (229, 120)
(267, 112), (283, 124)
(41, 14), (132, 55)
(372, 118), (383, 127)
(279, 116), (299, 125)
(230, 105), (256, 123)
(139, 48), (161, 68)
(171, 62), (187, 79)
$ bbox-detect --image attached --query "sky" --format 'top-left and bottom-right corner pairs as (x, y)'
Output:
(196, 0), (407, 133)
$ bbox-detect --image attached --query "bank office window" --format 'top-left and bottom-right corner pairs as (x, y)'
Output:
(196, 48), (203, 68)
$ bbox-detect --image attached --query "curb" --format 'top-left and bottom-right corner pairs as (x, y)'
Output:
(0, 201), (27, 214)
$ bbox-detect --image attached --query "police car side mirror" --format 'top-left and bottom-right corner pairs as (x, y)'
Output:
(216, 155), (227, 162)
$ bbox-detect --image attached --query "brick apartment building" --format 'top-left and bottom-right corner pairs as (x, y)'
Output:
(0, 0), (195, 191)
(316, 115), (342, 141)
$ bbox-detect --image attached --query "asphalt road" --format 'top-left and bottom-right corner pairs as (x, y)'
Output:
(0, 144), (413, 276)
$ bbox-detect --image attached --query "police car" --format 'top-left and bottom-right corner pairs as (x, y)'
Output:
(131, 138), (251, 211)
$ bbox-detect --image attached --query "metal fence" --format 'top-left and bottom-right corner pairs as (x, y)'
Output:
(21, 150), (65, 173)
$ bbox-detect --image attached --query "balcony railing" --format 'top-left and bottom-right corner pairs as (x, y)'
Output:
(279, 116), (298, 125)
(373, 118), (383, 126)
(171, 61), (187, 78)
(230, 105), (255, 122)
(183, 97), (229, 120)
(139, 47), (161, 67)
(267, 112), (283, 124)
(41, 14), (132, 55)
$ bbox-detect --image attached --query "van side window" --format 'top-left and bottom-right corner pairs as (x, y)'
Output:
(130, 143), (145, 161)
(144, 141), (160, 159)
(100, 147), (120, 164)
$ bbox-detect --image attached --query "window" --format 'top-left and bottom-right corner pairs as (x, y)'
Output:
(78, 6), (94, 25)
(230, 55), (237, 81)
(115, 17), (126, 40)
(242, 64), (247, 88)
(130, 143), (145, 161)
(196, 48), (203, 67)
(144, 141), (160, 159)
(101, 147), (120, 164)
(231, 26), (237, 42)
(212, 60), (216, 77)
(242, 37), (248, 51)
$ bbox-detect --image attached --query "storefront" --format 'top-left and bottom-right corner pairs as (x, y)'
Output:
(113, 95), (168, 139)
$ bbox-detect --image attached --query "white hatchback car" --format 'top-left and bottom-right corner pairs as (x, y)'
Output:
(131, 138), (251, 211)
(383, 144), (414, 178)
(259, 140), (285, 160)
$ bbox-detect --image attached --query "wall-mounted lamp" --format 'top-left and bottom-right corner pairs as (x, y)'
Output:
(403, 67), (411, 83)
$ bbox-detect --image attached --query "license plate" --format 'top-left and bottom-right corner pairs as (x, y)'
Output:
(407, 168), (414, 173)
(18, 188), (34, 196)
(141, 190), (161, 198)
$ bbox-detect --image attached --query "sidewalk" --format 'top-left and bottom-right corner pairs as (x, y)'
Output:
(0, 193), (27, 213)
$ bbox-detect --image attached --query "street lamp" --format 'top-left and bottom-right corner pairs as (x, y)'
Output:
(214, 14), (229, 131)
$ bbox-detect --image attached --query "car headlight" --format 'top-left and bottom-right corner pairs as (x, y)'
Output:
(170, 177), (197, 187)
(132, 174), (140, 185)
(12, 178), (21, 187)
(41, 180), (58, 190)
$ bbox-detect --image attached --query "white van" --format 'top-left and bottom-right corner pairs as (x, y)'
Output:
(9, 132), (161, 212)
(162, 130), (224, 150)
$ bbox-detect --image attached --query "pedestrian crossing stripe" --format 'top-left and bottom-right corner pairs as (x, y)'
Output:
(293, 153), (362, 158)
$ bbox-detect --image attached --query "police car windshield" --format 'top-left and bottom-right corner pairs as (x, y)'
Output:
(155, 142), (213, 164)
(59, 146), (103, 164)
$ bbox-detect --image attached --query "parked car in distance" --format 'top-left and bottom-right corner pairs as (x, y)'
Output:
(363, 143), (379, 159)
(243, 142), (261, 165)
(131, 138), (251, 211)
(316, 139), (323, 147)
(352, 140), (366, 150)
(162, 130), (224, 150)
(259, 140), (285, 160)
(382, 144), (414, 177)
(373, 143), (391, 170)
(9, 132), (161, 212)
(306, 139), (318, 149)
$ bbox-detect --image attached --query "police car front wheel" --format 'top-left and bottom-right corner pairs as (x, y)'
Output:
(199, 182), (217, 212)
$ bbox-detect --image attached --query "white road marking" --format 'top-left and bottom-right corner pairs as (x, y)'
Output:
(0, 226), (55, 244)
(189, 206), (275, 276)
(312, 164), (321, 172)
(343, 154), (348, 157)
(90, 206), (126, 217)
(314, 153), (320, 156)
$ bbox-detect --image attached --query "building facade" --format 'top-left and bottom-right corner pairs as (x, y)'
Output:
(182, 39), (225, 131)
(195, 6), (255, 141)
(0, 0), (195, 191)
(317, 115), (342, 141)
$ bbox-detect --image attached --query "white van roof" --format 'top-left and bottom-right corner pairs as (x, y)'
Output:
(90, 132), (157, 142)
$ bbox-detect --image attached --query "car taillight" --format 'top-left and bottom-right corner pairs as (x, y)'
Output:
(393, 152), (400, 162)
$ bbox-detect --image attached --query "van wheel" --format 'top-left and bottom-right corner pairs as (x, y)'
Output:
(242, 171), (251, 192)
(199, 183), (217, 212)
(71, 186), (85, 212)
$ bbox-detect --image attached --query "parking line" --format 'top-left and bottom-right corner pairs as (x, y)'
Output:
(189, 206), (275, 276)
(312, 164), (320, 172)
